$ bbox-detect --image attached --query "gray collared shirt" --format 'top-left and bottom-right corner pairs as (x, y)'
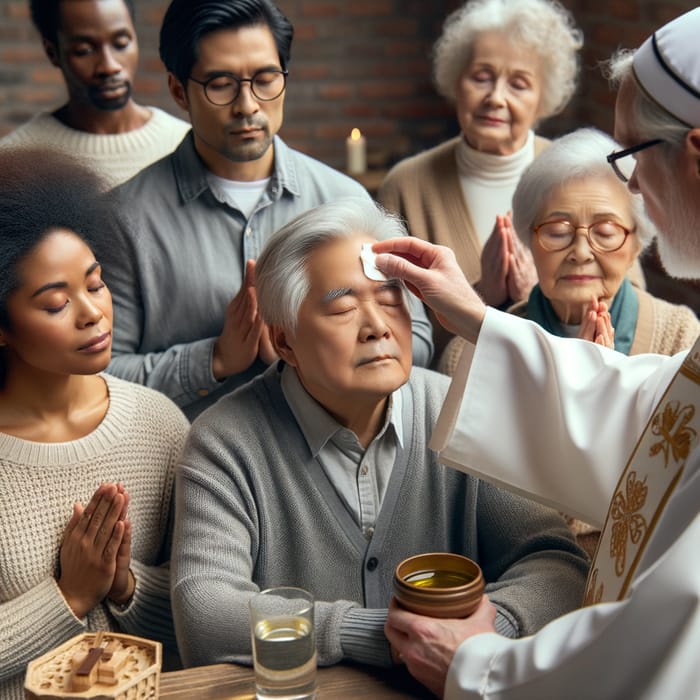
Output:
(104, 132), (434, 419)
(281, 364), (404, 537)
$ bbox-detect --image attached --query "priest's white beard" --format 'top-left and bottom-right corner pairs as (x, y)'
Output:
(655, 188), (700, 280)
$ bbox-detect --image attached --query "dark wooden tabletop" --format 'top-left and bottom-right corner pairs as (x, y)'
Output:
(159, 662), (435, 699)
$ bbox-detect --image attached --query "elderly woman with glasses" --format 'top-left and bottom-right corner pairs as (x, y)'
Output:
(439, 128), (700, 555)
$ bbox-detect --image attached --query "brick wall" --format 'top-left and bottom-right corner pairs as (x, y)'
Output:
(3, 0), (700, 311)
(0, 0), (697, 171)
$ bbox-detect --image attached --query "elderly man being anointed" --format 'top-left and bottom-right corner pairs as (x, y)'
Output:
(171, 198), (588, 668)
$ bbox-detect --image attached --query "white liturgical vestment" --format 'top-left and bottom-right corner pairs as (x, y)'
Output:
(432, 309), (700, 700)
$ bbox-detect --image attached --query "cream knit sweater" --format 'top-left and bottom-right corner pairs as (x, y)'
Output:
(0, 374), (189, 700)
(0, 107), (190, 188)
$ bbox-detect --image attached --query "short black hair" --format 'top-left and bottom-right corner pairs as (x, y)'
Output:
(159, 0), (293, 84)
(30, 0), (136, 45)
(0, 148), (117, 387)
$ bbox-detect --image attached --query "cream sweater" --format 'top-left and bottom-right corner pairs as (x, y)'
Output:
(0, 107), (190, 188)
(0, 374), (189, 700)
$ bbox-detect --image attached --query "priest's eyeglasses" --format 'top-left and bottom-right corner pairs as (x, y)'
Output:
(533, 220), (632, 253)
(606, 139), (663, 183)
(189, 69), (288, 106)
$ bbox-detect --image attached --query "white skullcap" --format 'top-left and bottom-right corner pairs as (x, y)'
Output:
(633, 7), (700, 127)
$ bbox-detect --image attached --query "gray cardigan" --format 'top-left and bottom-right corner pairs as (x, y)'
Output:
(172, 364), (588, 668)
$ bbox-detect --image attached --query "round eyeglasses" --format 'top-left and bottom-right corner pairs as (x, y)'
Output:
(189, 68), (288, 106)
(606, 139), (663, 183)
(533, 220), (633, 253)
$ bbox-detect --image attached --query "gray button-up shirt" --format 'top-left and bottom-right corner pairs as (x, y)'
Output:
(281, 364), (404, 538)
(103, 132), (433, 418)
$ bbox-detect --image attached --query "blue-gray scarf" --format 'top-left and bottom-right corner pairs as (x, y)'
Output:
(526, 277), (638, 354)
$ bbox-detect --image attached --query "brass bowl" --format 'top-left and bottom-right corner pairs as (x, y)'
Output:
(393, 552), (485, 618)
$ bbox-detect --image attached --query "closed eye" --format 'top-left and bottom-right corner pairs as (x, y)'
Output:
(377, 285), (404, 307)
(471, 70), (493, 83)
(45, 301), (68, 315)
(330, 305), (356, 316)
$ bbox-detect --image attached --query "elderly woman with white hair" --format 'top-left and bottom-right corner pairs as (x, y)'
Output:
(439, 127), (700, 555)
(440, 128), (699, 376)
(378, 0), (583, 357)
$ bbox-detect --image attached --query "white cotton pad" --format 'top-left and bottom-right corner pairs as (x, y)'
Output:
(360, 243), (387, 281)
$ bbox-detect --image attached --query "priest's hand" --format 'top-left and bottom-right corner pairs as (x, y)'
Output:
(373, 237), (486, 344)
(385, 596), (496, 698)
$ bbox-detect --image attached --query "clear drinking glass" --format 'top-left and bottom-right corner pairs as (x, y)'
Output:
(249, 587), (317, 700)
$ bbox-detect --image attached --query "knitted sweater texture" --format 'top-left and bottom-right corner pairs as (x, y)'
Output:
(172, 364), (589, 669)
(0, 375), (189, 700)
(0, 108), (190, 188)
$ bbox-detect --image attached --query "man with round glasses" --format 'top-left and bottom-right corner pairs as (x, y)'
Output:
(101, 0), (434, 419)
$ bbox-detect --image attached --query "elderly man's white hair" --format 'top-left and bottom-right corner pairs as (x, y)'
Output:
(606, 50), (689, 147)
(606, 10), (700, 279)
(256, 197), (408, 333)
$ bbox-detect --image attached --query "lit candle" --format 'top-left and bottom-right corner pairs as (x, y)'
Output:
(346, 128), (367, 175)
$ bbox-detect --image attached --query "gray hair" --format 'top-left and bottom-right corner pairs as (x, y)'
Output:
(433, 0), (583, 119)
(256, 198), (408, 332)
(606, 49), (689, 147)
(512, 127), (656, 251)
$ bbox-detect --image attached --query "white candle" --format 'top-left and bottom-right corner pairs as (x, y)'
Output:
(346, 128), (367, 174)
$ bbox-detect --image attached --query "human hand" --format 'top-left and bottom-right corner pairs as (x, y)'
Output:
(212, 260), (265, 379)
(107, 485), (134, 605)
(578, 297), (615, 348)
(372, 237), (486, 344)
(477, 215), (511, 306)
(58, 483), (127, 619)
(258, 325), (279, 366)
(505, 215), (537, 303)
(385, 596), (497, 698)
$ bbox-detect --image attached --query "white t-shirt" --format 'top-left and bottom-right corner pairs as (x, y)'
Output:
(207, 172), (270, 219)
(455, 131), (535, 243)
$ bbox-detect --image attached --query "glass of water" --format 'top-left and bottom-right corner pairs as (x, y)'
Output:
(249, 587), (317, 700)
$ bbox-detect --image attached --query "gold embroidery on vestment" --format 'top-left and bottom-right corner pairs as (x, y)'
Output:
(609, 471), (648, 576)
(650, 401), (696, 467)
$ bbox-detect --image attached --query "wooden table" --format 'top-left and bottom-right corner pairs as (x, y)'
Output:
(159, 662), (435, 699)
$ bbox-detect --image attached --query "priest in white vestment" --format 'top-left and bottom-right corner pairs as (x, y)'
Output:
(371, 7), (700, 699)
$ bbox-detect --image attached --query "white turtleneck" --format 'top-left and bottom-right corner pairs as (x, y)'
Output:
(455, 130), (535, 244)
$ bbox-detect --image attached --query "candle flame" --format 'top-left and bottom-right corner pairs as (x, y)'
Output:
(351, 128), (362, 141)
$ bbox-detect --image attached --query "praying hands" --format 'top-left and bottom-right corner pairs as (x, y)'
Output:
(58, 483), (134, 619)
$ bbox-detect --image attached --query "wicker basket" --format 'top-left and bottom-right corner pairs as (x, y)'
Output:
(24, 632), (161, 700)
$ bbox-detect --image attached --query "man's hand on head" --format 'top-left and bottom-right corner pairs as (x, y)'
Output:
(372, 237), (487, 344)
